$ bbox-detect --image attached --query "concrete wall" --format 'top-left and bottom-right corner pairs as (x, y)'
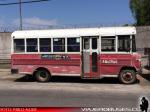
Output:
(0, 32), (11, 59)
(135, 26), (150, 67)
(136, 26), (150, 55)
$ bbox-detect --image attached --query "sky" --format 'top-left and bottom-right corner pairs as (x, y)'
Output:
(0, 0), (135, 29)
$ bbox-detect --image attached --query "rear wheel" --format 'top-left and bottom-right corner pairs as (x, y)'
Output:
(35, 69), (51, 82)
(119, 69), (136, 84)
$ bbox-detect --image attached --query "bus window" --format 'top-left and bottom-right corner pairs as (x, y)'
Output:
(118, 35), (130, 52)
(132, 35), (136, 52)
(27, 39), (38, 52)
(53, 38), (65, 52)
(40, 38), (51, 52)
(14, 39), (25, 53)
(67, 38), (80, 52)
(84, 38), (90, 50)
(101, 36), (115, 52)
(92, 38), (97, 49)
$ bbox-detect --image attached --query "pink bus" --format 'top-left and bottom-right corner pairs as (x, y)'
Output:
(11, 27), (141, 84)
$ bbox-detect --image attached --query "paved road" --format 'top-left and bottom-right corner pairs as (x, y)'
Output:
(0, 69), (150, 109)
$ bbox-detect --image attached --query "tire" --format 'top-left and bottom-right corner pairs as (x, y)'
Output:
(119, 69), (136, 84)
(35, 69), (51, 82)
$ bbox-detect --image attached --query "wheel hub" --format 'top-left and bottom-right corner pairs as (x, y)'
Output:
(123, 72), (133, 82)
(39, 71), (47, 79)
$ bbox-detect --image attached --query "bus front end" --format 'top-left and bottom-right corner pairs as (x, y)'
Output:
(132, 53), (142, 75)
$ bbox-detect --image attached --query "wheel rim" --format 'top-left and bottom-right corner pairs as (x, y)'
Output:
(38, 71), (48, 80)
(122, 72), (133, 82)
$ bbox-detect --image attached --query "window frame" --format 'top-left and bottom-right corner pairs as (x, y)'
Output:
(26, 38), (38, 53)
(39, 38), (51, 53)
(13, 38), (25, 53)
(100, 35), (135, 54)
(53, 38), (66, 52)
(13, 37), (82, 54)
(83, 37), (90, 50)
(101, 36), (116, 52)
(92, 37), (98, 50)
(12, 34), (135, 54)
(117, 35), (132, 53)
(67, 37), (80, 52)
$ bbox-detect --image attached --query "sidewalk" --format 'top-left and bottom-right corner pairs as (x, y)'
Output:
(0, 69), (10, 72)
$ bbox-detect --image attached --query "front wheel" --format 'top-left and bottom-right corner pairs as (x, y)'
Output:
(119, 70), (136, 84)
(35, 69), (51, 82)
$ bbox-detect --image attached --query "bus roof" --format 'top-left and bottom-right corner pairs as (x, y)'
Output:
(12, 27), (136, 38)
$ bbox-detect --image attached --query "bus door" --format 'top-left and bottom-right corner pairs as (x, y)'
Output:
(82, 37), (100, 78)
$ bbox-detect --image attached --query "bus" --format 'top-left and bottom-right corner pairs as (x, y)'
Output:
(11, 27), (141, 84)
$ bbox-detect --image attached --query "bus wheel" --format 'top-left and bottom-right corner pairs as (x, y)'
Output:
(119, 70), (136, 84)
(35, 69), (50, 82)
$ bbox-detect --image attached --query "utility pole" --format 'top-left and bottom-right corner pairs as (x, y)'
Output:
(19, 0), (22, 30)
(0, 0), (51, 30)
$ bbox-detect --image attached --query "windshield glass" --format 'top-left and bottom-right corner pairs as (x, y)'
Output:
(118, 35), (131, 52)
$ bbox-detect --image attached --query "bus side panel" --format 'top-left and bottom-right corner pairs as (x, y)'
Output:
(11, 54), (81, 75)
(100, 54), (132, 75)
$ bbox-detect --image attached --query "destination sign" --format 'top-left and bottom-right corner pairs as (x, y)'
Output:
(41, 54), (70, 60)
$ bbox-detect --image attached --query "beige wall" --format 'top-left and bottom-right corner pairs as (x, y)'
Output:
(136, 26), (150, 55)
(0, 32), (11, 59)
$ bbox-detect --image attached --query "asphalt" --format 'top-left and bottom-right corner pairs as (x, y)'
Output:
(0, 69), (149, 108)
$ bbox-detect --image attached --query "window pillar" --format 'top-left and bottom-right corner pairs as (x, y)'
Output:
(116, 36), (118, 52)
(25, 38), (26, 53)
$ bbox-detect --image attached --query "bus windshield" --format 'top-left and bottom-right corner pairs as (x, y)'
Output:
(118, 35), (136, 52)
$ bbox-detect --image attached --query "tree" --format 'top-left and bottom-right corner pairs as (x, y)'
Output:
(130, 0), (150, 26)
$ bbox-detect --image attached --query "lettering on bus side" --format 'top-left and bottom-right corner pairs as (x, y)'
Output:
(41, 54), (70, 60)
(101, 59), (118, 64)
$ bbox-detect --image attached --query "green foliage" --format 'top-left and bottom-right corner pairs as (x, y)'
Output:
(130, 0), (150, 26)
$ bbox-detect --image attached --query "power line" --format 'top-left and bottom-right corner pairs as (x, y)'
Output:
(0, 0), (51, 30)
(0, 0), (50, 5)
